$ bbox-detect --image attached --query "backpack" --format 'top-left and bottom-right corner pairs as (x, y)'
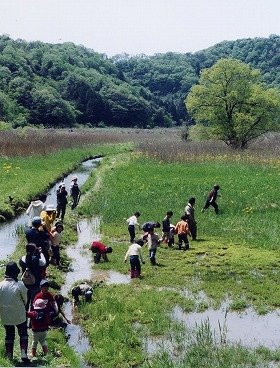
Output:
(36, 309), (47, 323)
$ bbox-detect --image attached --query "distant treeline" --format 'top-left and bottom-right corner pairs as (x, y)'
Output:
(0, 34), (279, 128)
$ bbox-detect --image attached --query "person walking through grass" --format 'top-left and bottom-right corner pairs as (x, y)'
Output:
(126, 211), (141, 243)
(201, 184), (220, 214)
(175, 215), (191, 250)
(185, 198), (197, 240)
(124, 239), (145, 278)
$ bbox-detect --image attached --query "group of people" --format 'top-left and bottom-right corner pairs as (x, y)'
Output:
(0, 176), (88, 363)
(124, 185), (221, 278)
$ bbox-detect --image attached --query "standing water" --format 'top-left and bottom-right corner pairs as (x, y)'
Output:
(0, 158), (102, 260)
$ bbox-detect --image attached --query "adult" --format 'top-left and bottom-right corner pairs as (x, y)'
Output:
(0, 262), (29, 363)
(56, 184), (68, 221)
(70, 176), (81, 209)
(26, 194), (47, 227)
(19, 243), (46, 311)
(40, 204), (57, 232)
(202, 185), (221, 214)
(90, 241), (113, 263)
(25, 216), (50, 269)
(185, 197), (197, 240)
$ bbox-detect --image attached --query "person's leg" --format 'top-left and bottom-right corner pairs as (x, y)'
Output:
(128, 225), (135, 243)
(135, 256), (141, 277)
(178, 234), (183, 250)
(183, 234), (189, 250)
(149, 249), (156, 266)
(38, 331), (48, 355)
(102, 253), (109, 262)
(188, 220), (197, 241)
(61, 204), (66, 220)
(57, 203), (61, 219)
(211, 202), (219, 214)
(32, 331), (39, 356)
(17, 321), (29, 363)
(130, 256), (135, 278)
(4, 325), (15, 360)
(95, 252), (101, 263)
(202, 200), (210, 212)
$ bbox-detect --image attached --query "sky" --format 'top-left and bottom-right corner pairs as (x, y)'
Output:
(0, 0), (279, 56)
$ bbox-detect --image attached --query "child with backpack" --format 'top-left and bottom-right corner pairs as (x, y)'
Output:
(27, 298), (50, 357)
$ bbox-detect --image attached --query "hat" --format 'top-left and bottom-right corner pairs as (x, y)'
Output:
(45, 204), (56, 212)
(5, 261), (20, 278)
(32, 216), (42, 226)
(33, 298), (47, 310)
(61, 183), (66, 188)
(40, 279), (50, 287)
(72, 176), (77, 181)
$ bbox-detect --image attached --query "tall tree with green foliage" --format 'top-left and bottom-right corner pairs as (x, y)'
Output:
(186, 58), (280, 148)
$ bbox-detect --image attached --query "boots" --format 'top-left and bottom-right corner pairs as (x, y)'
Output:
(42, 345), (48, 355)
(20, 338), (30, 364)
(32, 347), (37, 357)
(5, 341), (14, 360)
(130, 269), (135, 278)
(134, 270), (139, 278)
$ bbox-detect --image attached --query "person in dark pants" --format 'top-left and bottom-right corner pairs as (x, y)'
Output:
(202, 185), (220, 214)
(124, 239), (145, 278)
(126, 212), (141, 243)
(90, 241), (113, 263)
(185, 198), (197, 240)
(175, 215), (191, 250)
(70, 177), (81, 209)
(0, 262), (30, 364)
(161, 211), (174, 246)
(71, 283), (93, 304)
(56, 184), (68, 221)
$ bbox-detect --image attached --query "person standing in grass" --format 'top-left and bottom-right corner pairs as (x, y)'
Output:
(126, 212), (141, 243)
(124, 239), (145, 278)
(201, 184), (220, 214)
(161, 211), (174, 247)
(27, 298), (50, 357)
(146, 228), (161, 266)
(0, 262), (30, 364)
(185, 198), (197, 240)
(175, 215), (191, 250)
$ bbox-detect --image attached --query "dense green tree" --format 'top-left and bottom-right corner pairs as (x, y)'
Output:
(186, 59), (280, 148)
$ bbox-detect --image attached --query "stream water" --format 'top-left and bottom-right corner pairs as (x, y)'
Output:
(0, 158), (102, 260)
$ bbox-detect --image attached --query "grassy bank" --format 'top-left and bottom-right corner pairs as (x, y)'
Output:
(76, 151), (280, 367)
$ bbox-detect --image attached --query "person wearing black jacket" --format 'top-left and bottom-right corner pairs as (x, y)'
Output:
(56, 184), (68, 221)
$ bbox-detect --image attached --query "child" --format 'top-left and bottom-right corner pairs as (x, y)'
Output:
(126, 212), (141, 243)
(161, 211), (174, 247)
(27, 298), (50, 357)
(185, 198), (197, 240)
(124, 239), (145, 278)
(175, 215), (191, 250)
(90, 241), (113, 263)
(71, 283), (93, 304)
(50, 222), (64, 266)
(146, 229), (161, 266)
(202, 184), (220, 214)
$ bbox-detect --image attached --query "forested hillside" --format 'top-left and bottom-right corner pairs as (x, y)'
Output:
(0, 34), (280, 128)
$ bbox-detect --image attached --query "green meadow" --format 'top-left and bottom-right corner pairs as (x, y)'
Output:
(0, 129), (279, 367)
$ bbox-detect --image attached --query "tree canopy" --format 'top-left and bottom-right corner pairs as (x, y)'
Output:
(186, 59), (280, 148)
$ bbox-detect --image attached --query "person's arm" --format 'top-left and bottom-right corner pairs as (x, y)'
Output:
(19, 282), (28, 306)
(26, 203), (32, 215)
(58, 308), (71, 324)
(39, 251), (46, 266)
(138, 247), (144, 264)
(124, 248), (130, 262)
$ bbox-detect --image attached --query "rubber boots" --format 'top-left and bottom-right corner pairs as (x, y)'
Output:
(5, 341), (14, 360)
(20, 338), (30, 364)
(42, 345), (48, 355)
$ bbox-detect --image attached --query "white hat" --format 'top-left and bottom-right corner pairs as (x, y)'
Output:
(46, 204), (56, 211)
(33, 298), (47, 310)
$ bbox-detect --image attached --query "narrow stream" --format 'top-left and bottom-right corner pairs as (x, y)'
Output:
(0, 158), (102, 260)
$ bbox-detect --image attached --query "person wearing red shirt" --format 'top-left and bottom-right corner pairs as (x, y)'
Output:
(33, 279), (58, 324)
(90, 241), (113, 263)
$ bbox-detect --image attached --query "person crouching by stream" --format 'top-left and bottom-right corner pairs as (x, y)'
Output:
(71, 283), (93, 304)
(90, 240), (113, 263)
(124, 239), (145, 278)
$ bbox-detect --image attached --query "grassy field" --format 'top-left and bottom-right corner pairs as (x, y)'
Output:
(77, 146), (280, 367)
(0, 129), (280, 367)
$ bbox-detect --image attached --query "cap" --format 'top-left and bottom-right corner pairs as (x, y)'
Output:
(33, 298), (47, 310)
(32, 216), (42, 226)
(72, 176), (77, 181)
(40, 279), (50, 287)
(45, 204), (56, 211)
(61, 183), (66, 187)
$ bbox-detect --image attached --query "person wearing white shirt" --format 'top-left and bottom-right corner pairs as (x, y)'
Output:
(126, 211), (141, 243)
(124, 239), (145, 278)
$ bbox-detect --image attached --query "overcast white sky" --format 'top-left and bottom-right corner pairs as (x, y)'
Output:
(0, 0), (279, 56)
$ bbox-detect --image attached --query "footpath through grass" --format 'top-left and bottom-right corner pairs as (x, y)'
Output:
(75, 152), (280, 367)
